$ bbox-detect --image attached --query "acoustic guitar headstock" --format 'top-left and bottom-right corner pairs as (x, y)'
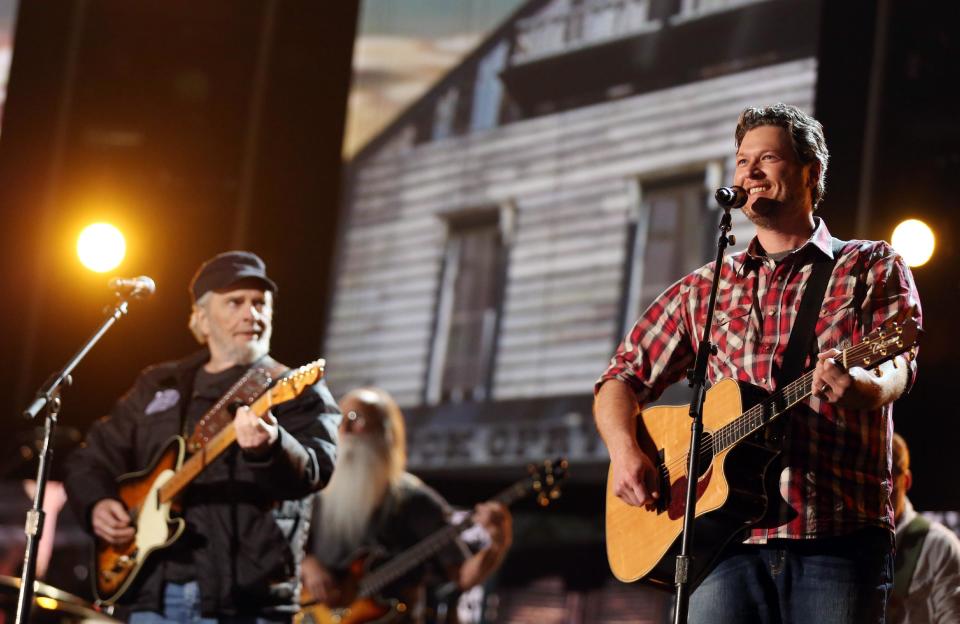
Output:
(843, 318), (921, 370)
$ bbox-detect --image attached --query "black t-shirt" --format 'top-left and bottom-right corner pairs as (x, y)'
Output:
(163, 364), (247, 583)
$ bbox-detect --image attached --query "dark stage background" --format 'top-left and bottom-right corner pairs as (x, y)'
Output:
(0, 0), (956, 620)
(0, 0), (357, 451)
(0, 1), (358, 601)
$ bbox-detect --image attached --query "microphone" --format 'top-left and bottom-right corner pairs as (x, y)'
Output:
(109, 275), (156, 299)
(715, 186), (748, 209)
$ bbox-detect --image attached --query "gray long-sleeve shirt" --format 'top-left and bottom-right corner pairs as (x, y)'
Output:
(889, 498), (960, 624)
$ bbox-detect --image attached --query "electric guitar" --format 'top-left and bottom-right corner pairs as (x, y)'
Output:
(93, 359), (326, 605)
(605, 319), (920, 590)
(296, 457), (568, 624)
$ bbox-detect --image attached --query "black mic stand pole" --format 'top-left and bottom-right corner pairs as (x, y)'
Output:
(16, 293), (134, 624)
(673, 204), (736, 624)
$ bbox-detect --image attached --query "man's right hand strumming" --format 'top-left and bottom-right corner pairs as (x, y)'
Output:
(610, 446), (660, 509)
(595, 379), (660, 509)
(91, 498), (135, 545)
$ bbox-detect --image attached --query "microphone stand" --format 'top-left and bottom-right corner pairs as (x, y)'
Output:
(672, 203), (736, 624)
(16, 293), (136, 624)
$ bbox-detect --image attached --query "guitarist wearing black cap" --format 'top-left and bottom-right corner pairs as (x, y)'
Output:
(65, 250), (341, 623)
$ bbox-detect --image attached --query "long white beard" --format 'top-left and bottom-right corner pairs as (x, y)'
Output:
(318, 436), (392, 552)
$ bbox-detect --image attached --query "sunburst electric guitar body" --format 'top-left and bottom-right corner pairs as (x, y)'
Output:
(93, 359), (326, 605)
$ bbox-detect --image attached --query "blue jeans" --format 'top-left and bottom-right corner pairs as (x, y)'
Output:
(687, 528), (894, 624)
(129, 582), (289, 624)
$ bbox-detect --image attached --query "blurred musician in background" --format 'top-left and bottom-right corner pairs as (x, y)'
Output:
(887, 432), (960, 623)
(302, 387), (512, 624)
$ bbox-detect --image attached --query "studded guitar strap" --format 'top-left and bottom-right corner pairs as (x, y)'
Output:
(184, 355), (289, 454)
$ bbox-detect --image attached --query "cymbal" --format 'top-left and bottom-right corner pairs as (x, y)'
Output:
(0, 575), (86, 604)
(0, 575), (119, 622)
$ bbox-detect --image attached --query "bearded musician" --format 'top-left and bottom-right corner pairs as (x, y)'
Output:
(301, 387), (512, 623)
(65, 251), (341, 622)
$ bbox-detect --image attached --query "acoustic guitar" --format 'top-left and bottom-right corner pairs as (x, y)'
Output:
(93, 359), (325, 605)
(296, 457), (568, 624)
(605, 319), (920, 590)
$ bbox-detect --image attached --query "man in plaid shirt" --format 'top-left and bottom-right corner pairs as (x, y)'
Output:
(595, 104), (921, 623)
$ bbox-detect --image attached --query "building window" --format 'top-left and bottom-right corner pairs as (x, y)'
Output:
(470, 41), (509, 132)
(513, 0), (656, 64)
(433, 87), (460, 140)
(427, 210), (508, 404)
(622, 173), (712, 332)
(677, 0), (764, 19)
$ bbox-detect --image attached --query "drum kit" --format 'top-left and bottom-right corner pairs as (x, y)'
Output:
(0, 576), (120, 624)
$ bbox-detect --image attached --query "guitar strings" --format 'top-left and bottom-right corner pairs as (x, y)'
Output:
(656, 370), (813, 479)
(654, 338), (895, 479)
(359, 474), (563, 596)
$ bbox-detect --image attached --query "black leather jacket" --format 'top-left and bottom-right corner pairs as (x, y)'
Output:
(64, 349), (340, 617)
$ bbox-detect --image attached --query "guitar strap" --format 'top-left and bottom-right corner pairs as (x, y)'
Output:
(184, 355), (289, 454)
(757, 238), (843, 528)
(774, 237), (844, 389)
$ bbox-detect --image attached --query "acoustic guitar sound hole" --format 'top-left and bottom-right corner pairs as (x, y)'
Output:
(696, 432), (715, 479)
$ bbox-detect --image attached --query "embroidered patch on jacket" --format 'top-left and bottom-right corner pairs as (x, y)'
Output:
(145, 388), (180, 415)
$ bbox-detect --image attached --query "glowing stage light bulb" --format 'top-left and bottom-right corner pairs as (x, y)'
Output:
(891, 219), (935, 268)
(77, 223), (126, 272)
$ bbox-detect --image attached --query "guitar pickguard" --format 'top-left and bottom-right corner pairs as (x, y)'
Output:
(94, 436), (187, 604)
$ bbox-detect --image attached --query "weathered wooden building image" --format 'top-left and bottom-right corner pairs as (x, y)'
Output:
(0, 0), (955, 622)
(323, 2), (823, 616)
(324, 0), (821, 474)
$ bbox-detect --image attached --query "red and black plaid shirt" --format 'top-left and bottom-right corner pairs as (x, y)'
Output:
(597, 218), (922, 540)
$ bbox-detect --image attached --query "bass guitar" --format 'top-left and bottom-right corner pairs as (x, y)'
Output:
(93, 359), (326, 605)
(605, 319), (920, 590)
(296, 457), (568, 624)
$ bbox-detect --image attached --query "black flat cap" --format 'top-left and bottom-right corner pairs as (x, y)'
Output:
(189, 250), (278, 301)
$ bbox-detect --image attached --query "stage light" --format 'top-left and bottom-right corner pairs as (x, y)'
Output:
(891, 219), (935, 268)
(77, 223), (126, 272)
